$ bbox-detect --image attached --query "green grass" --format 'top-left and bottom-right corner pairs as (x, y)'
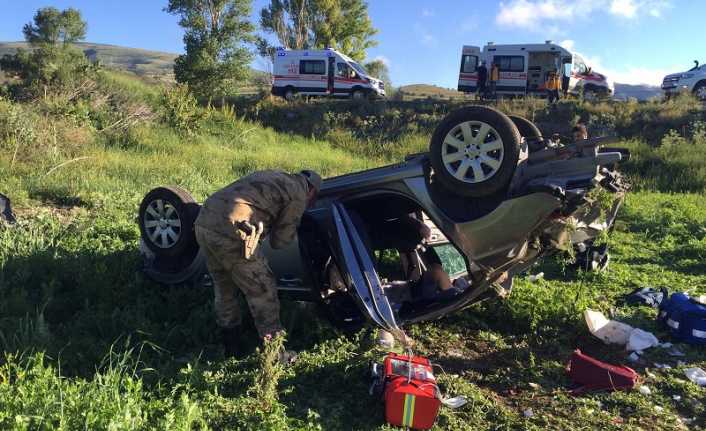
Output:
(0, 71), (705, 430)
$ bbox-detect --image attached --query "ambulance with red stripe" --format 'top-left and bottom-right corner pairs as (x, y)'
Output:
(272, 48), (386, 101)
(458, 42), (613, 98)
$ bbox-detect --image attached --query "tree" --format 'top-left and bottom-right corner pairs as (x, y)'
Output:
(0, 7), (91, 92)
(166, 0), (255, 100)
(22, 7), (87, 45)
(364, 58), (391, 90)
(259, 0), (377, 62)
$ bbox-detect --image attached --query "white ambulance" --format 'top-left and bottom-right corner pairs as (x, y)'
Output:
(457, 42), (613, 98)
(272, 48), (386, 101)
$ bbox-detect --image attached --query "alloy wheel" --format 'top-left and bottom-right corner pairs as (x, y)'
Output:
(441, 121), (505, 183)
(143, 199), (182, 249)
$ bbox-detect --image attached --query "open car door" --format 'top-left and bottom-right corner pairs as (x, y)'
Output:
(330, 203), (400, 333)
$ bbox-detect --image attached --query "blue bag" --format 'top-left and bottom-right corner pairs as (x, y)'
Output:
(658, 292), (706, 345)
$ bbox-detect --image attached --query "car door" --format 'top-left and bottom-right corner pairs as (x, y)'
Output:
(329, 203), (400, 332)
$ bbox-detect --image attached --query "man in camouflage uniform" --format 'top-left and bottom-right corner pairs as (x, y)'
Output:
(195, 169), (321, 357)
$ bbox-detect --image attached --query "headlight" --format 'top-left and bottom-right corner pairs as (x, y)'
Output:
(681, 74), (694, 79)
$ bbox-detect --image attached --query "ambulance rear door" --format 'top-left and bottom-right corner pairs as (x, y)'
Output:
(458, 45), (481, 93)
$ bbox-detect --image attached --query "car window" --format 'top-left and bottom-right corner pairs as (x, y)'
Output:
(493, 55), (524, 72)
(300, 60), (326, 75)
(431, 244), (467, 276)
(336, 62), (354, 78)
(460, 55), (478, 73)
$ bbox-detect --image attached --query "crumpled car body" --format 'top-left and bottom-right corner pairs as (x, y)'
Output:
(138, 110), (628, 334)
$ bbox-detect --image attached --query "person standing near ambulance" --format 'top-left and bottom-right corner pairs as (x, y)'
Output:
(476, 61), (488, 100)
(489, 62), (500, 99)
(195, 169), (321, 358)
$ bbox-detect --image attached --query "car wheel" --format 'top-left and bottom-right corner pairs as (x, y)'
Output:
(141, 239), (208, 285)
(508, 115), (544, 152)
(693, 81), (706, 101)
(138, 186), (200, 257)
(429, 105), (521, 198)
(351, 89), (367, 101)
(284, 87), (296, 102)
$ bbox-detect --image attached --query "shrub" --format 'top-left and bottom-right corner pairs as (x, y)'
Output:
(159, 84), (204, 135)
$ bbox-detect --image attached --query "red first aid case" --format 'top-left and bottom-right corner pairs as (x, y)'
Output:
(567, 349), (638, 393)
(382, 353), (441, 430)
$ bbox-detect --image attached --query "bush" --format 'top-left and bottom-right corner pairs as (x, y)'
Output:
(159, 84), (204, 135)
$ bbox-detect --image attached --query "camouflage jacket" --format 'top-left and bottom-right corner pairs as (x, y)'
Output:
(196, 170), (309, 249)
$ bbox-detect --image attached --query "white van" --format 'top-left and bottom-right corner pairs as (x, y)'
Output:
(458, 42), (613, 98)
(272, 48), (385, 101)
(661, 61), (706, 101)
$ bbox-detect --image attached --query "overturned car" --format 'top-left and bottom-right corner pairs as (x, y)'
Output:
(137, 106), (628, 334)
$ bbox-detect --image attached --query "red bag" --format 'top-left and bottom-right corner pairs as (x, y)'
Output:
(383, 353), (441, 430)
(567, 349), (638, 393)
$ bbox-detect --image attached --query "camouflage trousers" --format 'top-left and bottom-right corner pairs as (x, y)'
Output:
(194, 225), (283, 338)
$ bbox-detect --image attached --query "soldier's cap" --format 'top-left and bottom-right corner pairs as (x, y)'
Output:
(300, 170), (322, 193)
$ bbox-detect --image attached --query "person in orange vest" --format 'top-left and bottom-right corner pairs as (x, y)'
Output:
(489, 62), (500, 99)
(545, 70), (561, 104)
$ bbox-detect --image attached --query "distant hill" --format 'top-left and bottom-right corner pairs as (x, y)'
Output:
(399, 83), (663, 101)
(613, 83), (662, 101)
(397, 84), (466, 100)
(0, 41), (177, 80)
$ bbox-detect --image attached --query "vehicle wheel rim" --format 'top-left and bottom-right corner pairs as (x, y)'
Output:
(441, 120), (505, 184)
(144, 199), (182, 249)
(353, 91), (363, 100)
(696, 86), (706, 100)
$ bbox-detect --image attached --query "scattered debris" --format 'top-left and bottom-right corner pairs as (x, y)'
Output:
(528, 382), (540, 391)
(654, 363), (672, 370)
(684, 367), (706, 386)
(584, 309), (632, 345)
(666, 346), (685, 357)
(646, 369), (657, 379)
(626, 328), (659, 352)
(523, 408), (534, 418)
(672, 395), (681, 401)
(441, 396), (467, 409)
(654, 406), (663, 413)
(638, 385), (652, 395)
(528, 272), (544, 282)
(624, 287), (666, 308)
(627, 351), (643, 363)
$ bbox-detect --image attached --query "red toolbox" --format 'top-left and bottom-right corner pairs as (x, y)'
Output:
(382, 353), (441, 430)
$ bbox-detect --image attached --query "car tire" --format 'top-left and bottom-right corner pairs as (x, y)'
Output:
(141, 239), (208, 285)
(508, 115), (544, 152)
(351, 88), (367, 101)
(284, 87), (296, 102)
(429, 105), (521, 198)
(693, 81), (706, 101)
(138, 186), (200, 258)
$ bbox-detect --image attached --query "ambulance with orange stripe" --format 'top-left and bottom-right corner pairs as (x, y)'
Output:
(458, 41), (613, 98)
(272, 47), (386, 101)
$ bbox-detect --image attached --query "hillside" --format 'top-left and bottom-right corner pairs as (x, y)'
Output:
(399, 83), (664, 101)
(0, 41), (177, 80)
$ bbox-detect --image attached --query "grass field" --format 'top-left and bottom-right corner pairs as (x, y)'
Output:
(0, 70), (705, 430)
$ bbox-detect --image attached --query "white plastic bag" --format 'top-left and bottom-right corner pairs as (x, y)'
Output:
(626, 328), (659, 352)
(684, 368), (706, 386)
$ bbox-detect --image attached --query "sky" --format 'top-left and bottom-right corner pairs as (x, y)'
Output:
(1, 0), (704, 87)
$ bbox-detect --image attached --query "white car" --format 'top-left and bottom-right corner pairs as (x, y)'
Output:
(272, 48), (385, 101)
(662, 61), (706, 101)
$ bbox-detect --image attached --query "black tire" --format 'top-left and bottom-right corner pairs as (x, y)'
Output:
(284, 87), (296, 101)
(429, 105), (521, 198)
(351, 88), (367, 101)
(693, 81), (706, 101)
(138, 186), (200, 258)
(142, 243), (208, 285)
(508, 115), (545, 152)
